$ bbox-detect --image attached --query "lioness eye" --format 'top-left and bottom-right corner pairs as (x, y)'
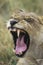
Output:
(24, 18), (33, 23)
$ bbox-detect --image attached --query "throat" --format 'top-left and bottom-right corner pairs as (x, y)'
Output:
(15, 36), (27, 54)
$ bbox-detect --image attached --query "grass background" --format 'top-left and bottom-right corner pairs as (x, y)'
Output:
(0, 0), (43, 65)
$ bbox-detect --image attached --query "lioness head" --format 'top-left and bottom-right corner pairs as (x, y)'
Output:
(7, 11), (41, 57)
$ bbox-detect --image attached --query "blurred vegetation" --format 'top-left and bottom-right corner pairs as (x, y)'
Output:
(0, 17), (18, 65)
(0, 0), (43, 65)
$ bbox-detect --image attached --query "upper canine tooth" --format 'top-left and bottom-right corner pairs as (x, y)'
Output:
(13, 29), (16, 31)
(17, 30), (20, 37)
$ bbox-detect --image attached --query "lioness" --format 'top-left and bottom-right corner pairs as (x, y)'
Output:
(7, 10), (43, 65)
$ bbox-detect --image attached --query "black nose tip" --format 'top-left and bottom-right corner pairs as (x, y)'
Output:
(10, 19), (18, 26)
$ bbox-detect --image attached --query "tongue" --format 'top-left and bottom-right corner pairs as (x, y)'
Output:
(15, 36), (27, 54)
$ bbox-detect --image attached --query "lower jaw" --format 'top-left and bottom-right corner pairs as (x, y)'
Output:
(16, 51), (26, 57)
(13, 48), (27, 57)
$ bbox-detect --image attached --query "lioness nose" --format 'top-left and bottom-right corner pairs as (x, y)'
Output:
(7, 18), (18, 29)
(10, 19), (18, 27)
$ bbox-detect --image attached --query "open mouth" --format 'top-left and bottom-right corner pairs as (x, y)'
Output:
(10, 28), (30, 57)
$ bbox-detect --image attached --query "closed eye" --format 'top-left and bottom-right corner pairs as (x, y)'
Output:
(24, 18), (34, 23)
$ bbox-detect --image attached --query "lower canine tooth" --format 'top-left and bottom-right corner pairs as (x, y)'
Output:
(19, 52), (22, 55)
(13, 49), (15, 53)
(17, 30), (20, 37)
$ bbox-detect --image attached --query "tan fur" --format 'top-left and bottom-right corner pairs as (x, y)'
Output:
(11, 11), (43, 65)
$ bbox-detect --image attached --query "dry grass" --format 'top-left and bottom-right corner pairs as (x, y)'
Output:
(0, 16), (18, 65)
